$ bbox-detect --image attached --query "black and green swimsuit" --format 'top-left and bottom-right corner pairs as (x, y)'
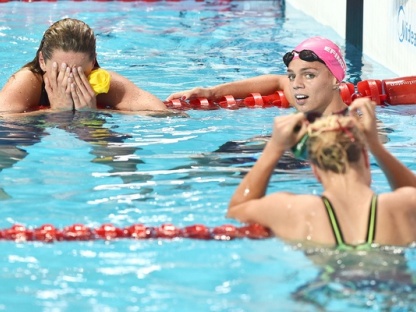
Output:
(322, 195), (378, 251)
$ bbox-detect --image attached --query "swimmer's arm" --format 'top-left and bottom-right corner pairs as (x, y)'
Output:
(0, 69), (43, 114)
(350, 98), (416, 189)
(107, 108), (189, 118)
(369, 140), (416, 189)
(0, 109), (50, 119)
(98, 71), (169, 112)
(228, 113), (306, 208)
(210, 74), (289, 100)
(228, 138), (284, 208)
(228, 192), (290, 225)
(227, 193), (315, 242)
(166, 74), (290, 102)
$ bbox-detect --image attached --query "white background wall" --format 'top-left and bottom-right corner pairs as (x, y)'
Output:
(287, 0), (416, 77)
(287, 0), (347, 38)
(364, 0), (416, 76)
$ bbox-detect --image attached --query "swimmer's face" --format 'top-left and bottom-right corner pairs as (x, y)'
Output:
(287, 58), (338, 115)
(39, 49), (95, 77)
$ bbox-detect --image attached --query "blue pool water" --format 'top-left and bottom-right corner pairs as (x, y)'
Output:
(0, 1), (416, 311)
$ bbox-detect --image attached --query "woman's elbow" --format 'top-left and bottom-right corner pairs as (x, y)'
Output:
(226, 204), (249, 223)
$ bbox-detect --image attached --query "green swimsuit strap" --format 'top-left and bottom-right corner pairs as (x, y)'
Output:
(321, 196), (345, 246)
(321, 195), (378, 249)
(365, 195), (378, 244)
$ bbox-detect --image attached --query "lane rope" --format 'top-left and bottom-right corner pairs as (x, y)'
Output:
(163, 76), (416, 110)
(0, 223), (272, 242)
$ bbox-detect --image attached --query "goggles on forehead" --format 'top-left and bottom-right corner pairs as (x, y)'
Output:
(283, 49), (325, 67)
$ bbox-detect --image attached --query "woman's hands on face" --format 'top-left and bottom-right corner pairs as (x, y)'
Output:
(44, 62), (97, 111)
(69, 66), (97, 111)
(44, 62), (74, 110)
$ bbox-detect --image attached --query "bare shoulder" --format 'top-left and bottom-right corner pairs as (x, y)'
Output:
(258, 193), (326, 241)
(379, 187), (416, 211)
(100, 70), (166, 111)
(269, 192), (320, 201)
(263, 192), (323, 217)
(108, 70), (133, 83)
(106, 70), (138, 93)
(0, 68), (42, 112)
(377, 188), (416, 245)
(2, 68), (40, 87)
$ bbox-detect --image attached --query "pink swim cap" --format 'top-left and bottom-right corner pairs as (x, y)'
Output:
(292, 37), (346, 82)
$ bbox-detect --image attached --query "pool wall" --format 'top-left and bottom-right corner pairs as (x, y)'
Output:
(287, 0), (416, 77)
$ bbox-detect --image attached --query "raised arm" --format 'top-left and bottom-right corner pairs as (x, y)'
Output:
(166, 74), (291, 102)
(350, 98), (416, 189)
(370, 138), (416, 189)
(228, 113), (307, 211)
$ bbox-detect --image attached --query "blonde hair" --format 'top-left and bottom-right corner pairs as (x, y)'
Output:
(307, 115), (365, 173)
(23, 18), (97, 75)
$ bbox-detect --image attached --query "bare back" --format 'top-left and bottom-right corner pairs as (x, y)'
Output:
(238, 187), (416, 247)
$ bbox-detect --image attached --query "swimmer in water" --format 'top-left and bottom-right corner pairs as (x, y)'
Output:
(227, 98), (416, 247)
(0, 18), (178, 116)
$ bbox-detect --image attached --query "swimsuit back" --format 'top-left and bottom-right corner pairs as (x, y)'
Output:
(321, 195), (378, 251)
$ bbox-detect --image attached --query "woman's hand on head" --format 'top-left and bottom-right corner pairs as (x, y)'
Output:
(349, 98), (379, 145)
(165, 87), (212, 101)
(270, 113), (308, 152)
(44, 62), (74, 110)
(69, 67), (97, 111)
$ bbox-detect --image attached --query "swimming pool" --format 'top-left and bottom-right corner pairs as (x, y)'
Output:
(0, 1), (415, 311)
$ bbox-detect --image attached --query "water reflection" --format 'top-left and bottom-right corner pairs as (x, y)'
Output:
(0, 111), (147, 198)
(345, 42), (365, 84)
(292, 244), (416, 310)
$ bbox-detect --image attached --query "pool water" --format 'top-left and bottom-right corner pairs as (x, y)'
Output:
(0, 1), (415, 311)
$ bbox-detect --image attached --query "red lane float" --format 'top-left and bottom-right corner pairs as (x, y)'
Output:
(164, 76), (416, 110)
(164, 90), (291, 110)
(356, 77), (416, 106)
(0, 223), (272, 242)
(380, 76), (416, 105)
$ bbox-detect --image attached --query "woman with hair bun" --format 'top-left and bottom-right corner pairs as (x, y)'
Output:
(227, 98), (416, 248)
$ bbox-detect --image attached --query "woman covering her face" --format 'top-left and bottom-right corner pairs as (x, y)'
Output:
(0, 18), (172, 115)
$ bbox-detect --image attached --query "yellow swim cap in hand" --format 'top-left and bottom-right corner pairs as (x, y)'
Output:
(88, 68), (111, 95)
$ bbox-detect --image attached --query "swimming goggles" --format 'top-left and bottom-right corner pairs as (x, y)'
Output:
(291, 109), (353, 160)
(291, 111), (322, 160)
(283, 49), (325, 67)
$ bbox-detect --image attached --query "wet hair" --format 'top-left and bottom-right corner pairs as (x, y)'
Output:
(307, 115), (365, 174)
(23, 18), (98, 75)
